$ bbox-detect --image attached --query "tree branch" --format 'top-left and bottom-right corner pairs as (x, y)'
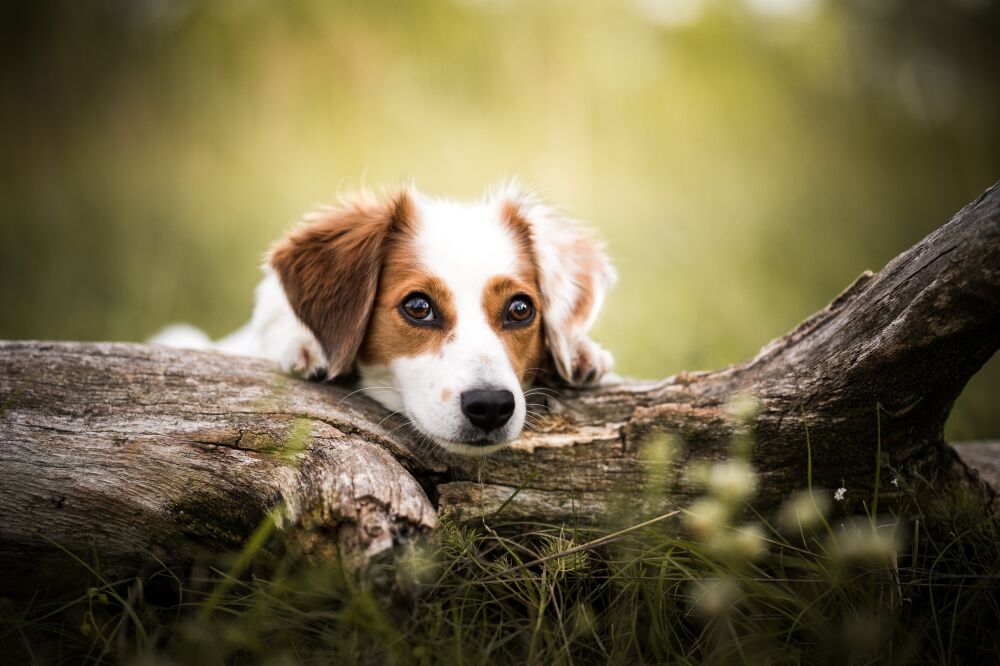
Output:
(2, 183), (998, 589)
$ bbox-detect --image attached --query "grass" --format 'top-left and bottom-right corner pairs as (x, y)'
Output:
(3, 438), (999, 665)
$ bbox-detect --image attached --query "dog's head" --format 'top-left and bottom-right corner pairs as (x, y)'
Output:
(270, 186), (615, 455)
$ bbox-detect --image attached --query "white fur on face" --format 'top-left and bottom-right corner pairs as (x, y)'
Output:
(151, 184), (615, 458)
(356, 194), (527, 456)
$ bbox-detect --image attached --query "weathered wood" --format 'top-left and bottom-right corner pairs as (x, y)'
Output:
(0, 343), (438, 592)
(953, 442), (1000, 490)
(1, 183), (998, 586)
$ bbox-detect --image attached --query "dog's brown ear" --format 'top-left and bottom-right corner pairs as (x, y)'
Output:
(503, 190), (616, 385)
(269, 191), (414, 378)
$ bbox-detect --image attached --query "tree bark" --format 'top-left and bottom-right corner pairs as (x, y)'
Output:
(2, 183), (999, 588)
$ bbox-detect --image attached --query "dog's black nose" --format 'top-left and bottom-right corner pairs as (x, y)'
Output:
(460, 389), (515, 432)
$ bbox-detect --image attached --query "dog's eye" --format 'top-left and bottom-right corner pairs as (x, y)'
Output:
(400, 293), (437, 325)
(504, 295), (535, 326)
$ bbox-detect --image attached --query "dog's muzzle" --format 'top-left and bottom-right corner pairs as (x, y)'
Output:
(460, 387), (515, 433)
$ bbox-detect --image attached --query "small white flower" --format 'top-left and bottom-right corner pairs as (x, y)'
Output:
(891, 478), (899, 488)
(834, 487), (847, 502)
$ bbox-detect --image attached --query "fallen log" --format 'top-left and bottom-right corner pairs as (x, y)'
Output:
(2, 183), (999, 589)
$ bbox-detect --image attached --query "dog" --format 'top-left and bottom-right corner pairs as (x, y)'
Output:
(152, 185), (615, 455)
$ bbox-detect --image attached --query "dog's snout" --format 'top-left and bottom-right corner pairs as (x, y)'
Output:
(460, 388), (515, 432)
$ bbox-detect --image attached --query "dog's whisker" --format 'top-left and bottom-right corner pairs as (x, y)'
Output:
(399, 423), (434, 455)
(523, 386), (564, 397)
(525, 407), (554, 415)
(522, 395), (559, 405)
(525, 407), (555, 419)
(336, 385), (402, 407)
(387, 419), (420, 438)
(376, 409), (409, 427)
(527, 419), (550, 428)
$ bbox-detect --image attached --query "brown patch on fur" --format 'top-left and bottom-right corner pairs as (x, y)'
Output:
(570, 271), (595, 328)
(440, 388), (453, 402)
(500, 200), (539, 282)
(498, 200), (549, 382)
(508, 197), (610, 383)
(481, 275), (547, 384)
(269, 190), (415, 377)
(389, 188), (417, 230)
(358, 229), (457, 365)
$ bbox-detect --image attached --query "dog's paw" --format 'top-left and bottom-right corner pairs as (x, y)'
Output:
(570, 338), (614, 386)
(276, 336), (327, 380)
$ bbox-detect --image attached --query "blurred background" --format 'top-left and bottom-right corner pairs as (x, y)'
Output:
(1, 0), (997, 438)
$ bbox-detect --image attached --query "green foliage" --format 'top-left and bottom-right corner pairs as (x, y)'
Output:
(4, 467), (998, 664)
